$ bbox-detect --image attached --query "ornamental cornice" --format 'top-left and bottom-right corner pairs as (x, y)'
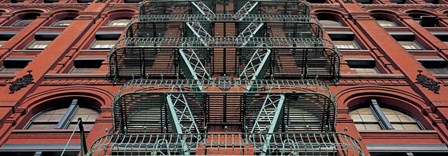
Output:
(0, 3), (88, 11)
(105, 3), (139, 12)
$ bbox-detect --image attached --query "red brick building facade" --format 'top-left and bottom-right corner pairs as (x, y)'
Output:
(0, 0), (447, 156)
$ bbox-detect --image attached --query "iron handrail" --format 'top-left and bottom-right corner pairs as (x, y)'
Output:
(87, 132), (365, 156)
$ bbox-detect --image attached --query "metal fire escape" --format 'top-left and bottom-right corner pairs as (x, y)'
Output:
(89, 0), (364, 155)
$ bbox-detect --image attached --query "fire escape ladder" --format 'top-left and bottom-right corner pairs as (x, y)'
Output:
(240, 48), (271, 91)
(234, 1), (259, 21)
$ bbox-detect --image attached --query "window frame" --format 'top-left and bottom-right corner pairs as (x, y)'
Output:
(350, 99), (424, 131)
(334, 40), (360, 50)
(11, 19), (34, 27)
(398, 41), (424, 50)
(89, 40), (116, 50)
(26, 40), (52, 50)
(318, 19), (343, 27)
(25, 99), (99, 131)
(376, 20), (398, 27)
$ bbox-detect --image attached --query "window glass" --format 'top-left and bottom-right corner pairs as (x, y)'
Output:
(353, 68), (379, 74)
(27, 105), (99, 130)
(27, 40), (52, 50)
(334, 41), (359, 49)
(90, 40), (116, 49)
(12, 19), (34, 27)
(318, 20), (342, 27)
(0, 41), (6, 47)
(398, 41), (423, 50)
(108, 19), (131, 27)
(51, 20), (73, 27)
(350, 106), (422, 131)
(376, 20), (397, 27)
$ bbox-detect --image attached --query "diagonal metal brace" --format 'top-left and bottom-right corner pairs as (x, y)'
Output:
(234, 1), (259, 21)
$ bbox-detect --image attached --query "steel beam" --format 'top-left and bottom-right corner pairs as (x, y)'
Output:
(256, 94), (285, 156)
(179, 48), (210, 91)
(191, 1), (215, 19)
(166, 90), (201, 155)
(186, 22), (212, 47)
(234, 1), (259, 21)
(237, 21), (264, 47)
(240, 48), (271, 91)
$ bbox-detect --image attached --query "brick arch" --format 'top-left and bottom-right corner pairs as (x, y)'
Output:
(369, 9), (403, 26)
(44, 9), (80, 26)
(313, 9), (348, 26)
(312, 9), (347, 16)
(22, 85), (114, 109)
(336, 86), (432, 129)
(368, 9), (400, 16)
(48, 9), (81, 16)
(11, 9), (47, 15)
(15, 86), (114, 128)
(101, 9), (136, 26)
(404, 9), (439, 17)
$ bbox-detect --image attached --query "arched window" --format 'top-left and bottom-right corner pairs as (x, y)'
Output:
(26, 99), (99, 131)
(349, 99), (422, 131)
(12, 13), (40, 27)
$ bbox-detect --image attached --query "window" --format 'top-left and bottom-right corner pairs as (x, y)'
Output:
(330, 33), (360, 50)
(334, 41), (360, 49)
(349, 99), (422, 131)
(27, 32), (59, 50)
(376, 20), (398, 27)
(26, 99), (99, 131)
(424, 0), (439, 4)
(44, 0), (59, 3)
(108, 19), (131, 27)
(435, 34), (448, 46)
(306, 0), (326, 3)
(355, 0), (373, 4)
(124, 0), (141, 3)
(77, 0), (93, 3)
(420, 16), (438, 27)
(392, 34), (424, 50)
(27, 40), (51, 50)
(12, 19), (34, 27)
(390, 0), (405, 4)
(51, 20), (73, 27)
(11, 0), (25, 3)
(419, 60), (448, 74)
(0, 33), (15, 47)
(398, 41), (423, 50)
(90, 40), (116, 49)
(90, 32), (121, 50)
(347, 59), (379, 74)
(318, 20), (342, 27)
(0, 59), (31, 74)
(70, 59), (103, 73)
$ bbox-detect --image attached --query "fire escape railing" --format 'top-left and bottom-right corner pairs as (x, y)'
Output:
(88, 132), (364, 156)
(92, 0), (364, 155)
